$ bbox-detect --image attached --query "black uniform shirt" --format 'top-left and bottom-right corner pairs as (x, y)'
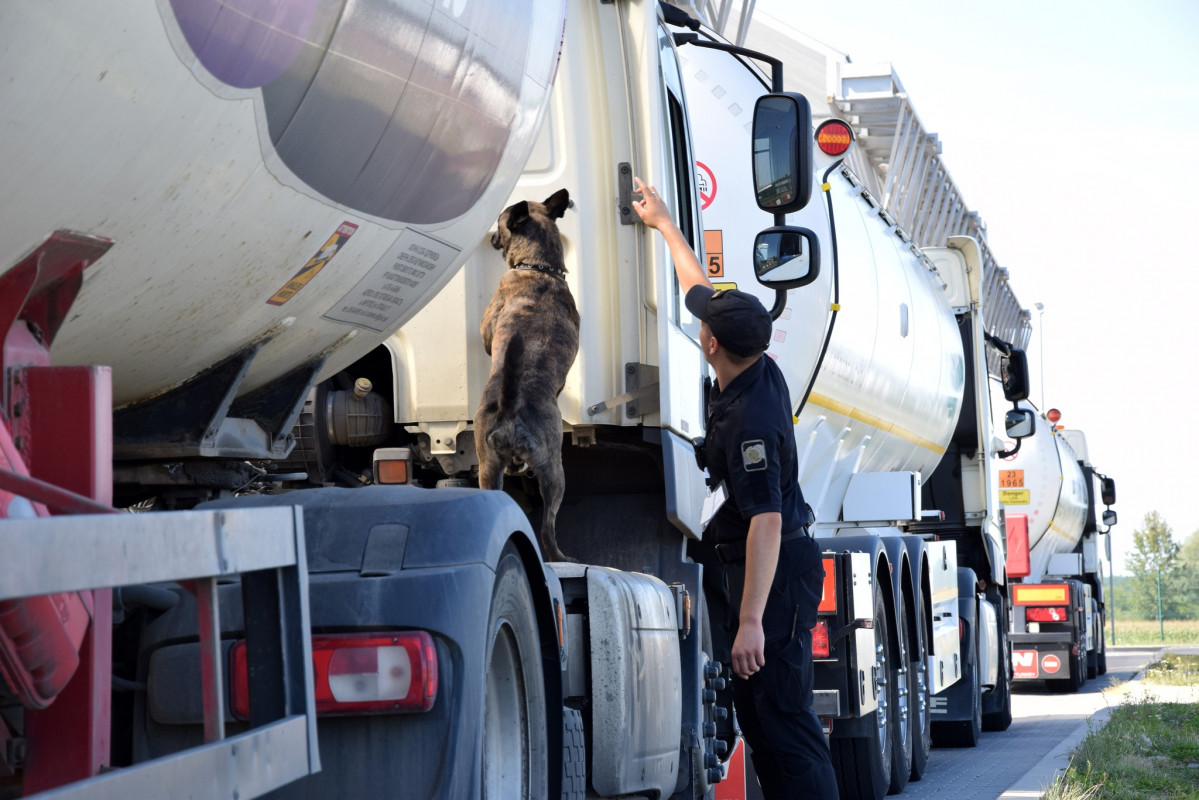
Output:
(705, 355), (805, 545)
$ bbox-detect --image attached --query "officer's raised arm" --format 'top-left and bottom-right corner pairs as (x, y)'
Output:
(631, 176), (712, 294)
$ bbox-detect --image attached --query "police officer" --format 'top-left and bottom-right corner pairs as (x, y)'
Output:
(633, 177), (837, 799)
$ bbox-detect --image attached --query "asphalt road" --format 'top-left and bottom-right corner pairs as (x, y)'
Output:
(898, 645), (1163, 800)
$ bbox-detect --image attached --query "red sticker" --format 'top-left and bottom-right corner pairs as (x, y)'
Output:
(1041, 654), (1061, 674)
(1012, 650), (1037, 679)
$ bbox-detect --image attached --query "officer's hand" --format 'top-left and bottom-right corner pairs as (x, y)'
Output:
(732, 620), (766, 679)
(632, 177), (670, 230)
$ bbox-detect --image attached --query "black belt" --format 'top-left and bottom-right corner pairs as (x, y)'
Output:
(714, 527), (810, 564)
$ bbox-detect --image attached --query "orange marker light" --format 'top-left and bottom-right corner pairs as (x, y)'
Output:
(816, 120), (853, 156)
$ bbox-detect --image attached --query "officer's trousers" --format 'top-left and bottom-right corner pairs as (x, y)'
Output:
(724, 534), (839, 800)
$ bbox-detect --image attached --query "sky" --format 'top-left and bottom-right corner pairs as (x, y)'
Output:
(747, 0), (1199, 574)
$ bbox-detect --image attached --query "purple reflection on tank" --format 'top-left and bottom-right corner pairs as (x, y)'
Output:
(169, 0), (317, 89)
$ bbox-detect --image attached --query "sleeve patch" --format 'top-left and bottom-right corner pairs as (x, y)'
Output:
(741, 439), (767, 472)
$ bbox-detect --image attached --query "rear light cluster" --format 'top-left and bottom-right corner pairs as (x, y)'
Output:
(1025, 606), (1068, 623)
(811, 619), (830, 659)
(231, 631), (438, 719)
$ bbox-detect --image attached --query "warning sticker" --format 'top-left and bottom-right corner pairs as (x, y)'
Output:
(999, 489), (1030, 505)
(998, 469), (1024, 488)
(267, 222), (358, 306)
(696, 161), (717, 210)
(323, 228), (460, 333)
(704, 230), (724, 277)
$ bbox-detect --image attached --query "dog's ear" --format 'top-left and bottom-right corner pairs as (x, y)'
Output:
(543, 189), (571, 220)
(505, 200), (531, 231)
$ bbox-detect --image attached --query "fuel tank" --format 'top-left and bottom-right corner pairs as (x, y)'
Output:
(0, 0), (565, 408)
(993, 396), (1088, 580)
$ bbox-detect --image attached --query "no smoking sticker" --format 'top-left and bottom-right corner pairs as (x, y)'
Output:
(696, 161), (716, 209)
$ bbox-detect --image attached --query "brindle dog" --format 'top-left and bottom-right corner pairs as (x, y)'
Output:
(476, 189), (579, 562)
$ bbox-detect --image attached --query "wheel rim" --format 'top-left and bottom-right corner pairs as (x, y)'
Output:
(914, 651), (929, 736)
(484, 622), (530, 798)
(875, 624), (890, 759)
(895, 645), (910, 750)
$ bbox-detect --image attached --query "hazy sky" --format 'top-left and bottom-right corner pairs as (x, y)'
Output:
(751, 0), (1199, 573)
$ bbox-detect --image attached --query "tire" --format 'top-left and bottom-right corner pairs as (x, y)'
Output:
(908, 591), (932, 782)
(831, 580), (891, 800)
(561, 707), (586, 800)
(1048, 652), (1085, 693)
(483, 545), (548, 800)
(982, 599), (1012, 733)
(930, 619), (981, 748)
(1097, 611), (1107, 676)
(888, 591), (912, 795)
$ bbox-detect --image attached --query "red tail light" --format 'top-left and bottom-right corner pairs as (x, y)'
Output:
(811, 619), (830, 659)
(1026, 607), (1068, 623)
(231, 631), (438, 719)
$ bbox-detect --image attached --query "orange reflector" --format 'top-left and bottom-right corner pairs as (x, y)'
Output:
(376, 459), (409, 484)
(816, 119), (853, 156)
(818, 557), (837, 613)
(1013, 584), (1069, 606)
(811, 619), (830, 658)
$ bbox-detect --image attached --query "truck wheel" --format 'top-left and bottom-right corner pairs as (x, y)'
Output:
(561, 707), (586, 800)
(982, 623), (1012, 732)
(908, 591), (931, 782)
(483, 545), (548, 800)
(1097, 611), (1107, 676)
(831, 580), (892, 800)
(931, 620), (981, 748)
(888, 591), (912, 795)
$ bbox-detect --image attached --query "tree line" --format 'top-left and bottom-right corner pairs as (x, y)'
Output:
(1110, 510), (1199, 621)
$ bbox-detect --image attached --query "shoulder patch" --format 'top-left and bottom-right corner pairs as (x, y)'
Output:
(741, 439), (767, 472)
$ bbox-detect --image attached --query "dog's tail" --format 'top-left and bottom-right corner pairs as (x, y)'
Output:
(486, 332), (537, 461)
(498, 331), (524, 416)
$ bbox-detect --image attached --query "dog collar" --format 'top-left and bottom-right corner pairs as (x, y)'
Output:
(513, 262), (567, 280)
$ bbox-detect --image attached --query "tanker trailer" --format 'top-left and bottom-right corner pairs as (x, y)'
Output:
(677, 34), (1041, 794)
(1001, 406), (1116, 692)
(1, 0), (567, 795)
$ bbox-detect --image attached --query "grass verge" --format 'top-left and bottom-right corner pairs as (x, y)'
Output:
(1046, 652), (1199, 799)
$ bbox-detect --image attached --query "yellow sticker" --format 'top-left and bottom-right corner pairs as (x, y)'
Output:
(268, 222), (358, 306)
(999, 489), (1030, 505)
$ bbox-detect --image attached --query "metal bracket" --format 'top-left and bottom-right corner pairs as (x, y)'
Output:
(586, 363), (659, 418)
(617, 162), (637, 225)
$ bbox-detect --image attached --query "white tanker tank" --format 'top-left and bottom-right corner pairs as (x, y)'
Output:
(993, 393), (1089, 582)
(1, 0), (564, 450)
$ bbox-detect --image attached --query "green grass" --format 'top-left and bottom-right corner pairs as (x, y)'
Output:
(1047, 651), (1199, 799)
(1143, 654), (1199, 687)
(1106, 619), (1199, 647)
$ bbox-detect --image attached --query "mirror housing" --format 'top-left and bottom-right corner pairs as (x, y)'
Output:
(1102, 509), (1118, 528)
(752, 93), (813, 214)
(753, 226), (820, 289)
(1101, 477), (1116, 506)
(1005, 408), (1035, 439)
(1001, 349), (1030, 402)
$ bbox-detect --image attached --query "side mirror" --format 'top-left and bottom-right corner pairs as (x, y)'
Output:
(751, 93), (813, 214)
(1101, 477), (1116, 506)
(1005, 408), (1035, 439)
(753, 226), (820, 289)
(1001, 349), (1030, 402)
(1102, 509), (1117, 528)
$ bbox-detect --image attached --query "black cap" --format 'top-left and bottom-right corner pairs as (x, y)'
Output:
(685, 285), (772, 358)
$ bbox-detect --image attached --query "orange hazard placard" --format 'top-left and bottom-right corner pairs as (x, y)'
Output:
(998, 469), (1024, 488)
(704, 230), (724, 278)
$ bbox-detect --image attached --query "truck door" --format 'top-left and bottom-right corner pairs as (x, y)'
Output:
(653, 23), (708, 537)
